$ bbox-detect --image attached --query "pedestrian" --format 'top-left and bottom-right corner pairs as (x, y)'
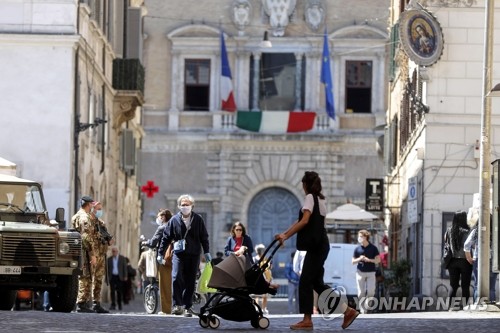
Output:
(253, 243), (273, 315)
(275, 171), (359, 330)
(464, 219), (499, 303)
(123, 257), (136, 304)
(211, 251), (224, 266)
(285, 251), (300, 314)
(88, 201), (112, 313)
(142, 208), (174, 314)
(224, 221), (254, 261)
(71, 195), (97, 313)
(352, 229), (381, 314)
(157, 194), (211, 317)
(446, 210), (473, 310)
(137, 245), (149, 292)
(106, 247), (128, 311)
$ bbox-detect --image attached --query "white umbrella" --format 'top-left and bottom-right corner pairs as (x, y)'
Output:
(326, 203), (379, 222)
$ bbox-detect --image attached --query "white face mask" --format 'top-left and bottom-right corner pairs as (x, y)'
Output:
(156, 217), (163, 226)
(179, 205), (192, 216)
(358, 237), (365, 244)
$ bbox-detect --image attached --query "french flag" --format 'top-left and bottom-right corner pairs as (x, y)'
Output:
(220, 32), (237, 112)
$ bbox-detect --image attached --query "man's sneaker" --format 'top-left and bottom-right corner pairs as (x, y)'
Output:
(341, 307), (359, 329)
(171, 305), (183, 315)
(92, 303), (110, 314)
(76, 303), (94, 313)
(184, 307), (195, 317)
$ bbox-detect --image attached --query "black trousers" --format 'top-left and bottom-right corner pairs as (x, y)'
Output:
(109, 275), (123, 307)
(448, 257), (473, 302)
(298, 243), (331, 314)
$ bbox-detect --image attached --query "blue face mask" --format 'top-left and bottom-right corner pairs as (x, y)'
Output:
(95, 210), (103, 219)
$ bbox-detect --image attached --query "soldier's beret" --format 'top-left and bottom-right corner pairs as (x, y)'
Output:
(80, 196), (94, 206)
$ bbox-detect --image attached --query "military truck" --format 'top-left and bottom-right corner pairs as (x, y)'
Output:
(0, 174), (81, 312)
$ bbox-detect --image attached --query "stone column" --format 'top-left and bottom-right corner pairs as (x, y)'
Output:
(251, 52), (261, 111)
(294, 52), (303, 110)
(169, 50), (180, 130)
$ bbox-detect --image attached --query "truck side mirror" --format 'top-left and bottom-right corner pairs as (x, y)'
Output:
(55, 207), (65, 229)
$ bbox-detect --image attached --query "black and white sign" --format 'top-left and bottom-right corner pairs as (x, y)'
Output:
(365, 179), (384, 212)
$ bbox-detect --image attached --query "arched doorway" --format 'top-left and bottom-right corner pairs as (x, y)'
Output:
(247, 187), (301, 278)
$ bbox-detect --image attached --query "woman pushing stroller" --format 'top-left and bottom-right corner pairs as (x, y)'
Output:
(275, 171), (359, 330)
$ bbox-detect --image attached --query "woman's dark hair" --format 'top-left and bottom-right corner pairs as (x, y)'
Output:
(159, 209), (173, 222)
(301, 171), (325, 199)
(450, 210), (469, 251)
(230, 221), (247, 237)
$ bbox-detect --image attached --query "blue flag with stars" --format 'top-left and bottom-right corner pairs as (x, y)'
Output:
(321, 31), (335, 120)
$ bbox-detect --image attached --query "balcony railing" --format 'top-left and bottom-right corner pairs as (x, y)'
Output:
(112, 58), (145, 94)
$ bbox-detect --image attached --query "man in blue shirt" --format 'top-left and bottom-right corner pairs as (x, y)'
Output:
(352, 229), (380, 314)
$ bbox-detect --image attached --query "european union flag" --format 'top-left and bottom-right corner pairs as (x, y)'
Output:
(321, 31), (335, 120)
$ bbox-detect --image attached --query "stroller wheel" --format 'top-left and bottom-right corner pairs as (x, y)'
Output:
(208, 316), (220, 329)
(199, 315), (209, 328)
(258, 317), (270, 329)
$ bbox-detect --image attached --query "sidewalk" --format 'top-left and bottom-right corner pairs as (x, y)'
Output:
(102, 293), (290, 315)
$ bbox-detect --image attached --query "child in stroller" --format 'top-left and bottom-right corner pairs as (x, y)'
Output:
(198, 239), (280, 329)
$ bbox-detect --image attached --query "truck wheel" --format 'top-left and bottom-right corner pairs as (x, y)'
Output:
(49, 275), (78, 313)
(0, 289), (16, 310)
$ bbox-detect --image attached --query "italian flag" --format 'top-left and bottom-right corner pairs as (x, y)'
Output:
(236, 111), (316, 133)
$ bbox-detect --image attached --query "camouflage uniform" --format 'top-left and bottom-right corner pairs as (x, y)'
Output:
(71, 208), (98, 306)
(91, 217), (110, 304)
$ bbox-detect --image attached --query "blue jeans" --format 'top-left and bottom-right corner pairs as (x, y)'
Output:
(171, 253), (199, 308)
(43, 291), (50, 310)
(472, 259), (499, 302)
(287, 282), (299, 314)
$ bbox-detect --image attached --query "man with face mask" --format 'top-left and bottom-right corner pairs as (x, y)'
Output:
(71, 196), (100, 313)
(158, 194), (211, 317)
(89, 201), (113, 313)
(352, 229), (380, 314)
(142, 208), (173, 314)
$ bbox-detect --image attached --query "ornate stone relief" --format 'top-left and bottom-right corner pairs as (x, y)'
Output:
(417, 0), (476, 7)
(231, 0), (252, 31)
(113, 92), (144, 130)
(262, 0), (297, 37)
(304, 0), (325, 31)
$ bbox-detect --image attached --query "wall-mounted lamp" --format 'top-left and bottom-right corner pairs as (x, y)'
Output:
(260, 31), (272, 48)
(76, 117), (108, 133)
(487, 83), (500, 97)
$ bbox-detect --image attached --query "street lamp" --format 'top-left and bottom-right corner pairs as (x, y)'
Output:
(73, 117), (108, 211)
(477, 0), (495, 304)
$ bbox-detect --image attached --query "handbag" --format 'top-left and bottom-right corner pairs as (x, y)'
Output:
(173, 219), (191, 254)
(441, 231), (452, 269)
(164, 242), (174, 266)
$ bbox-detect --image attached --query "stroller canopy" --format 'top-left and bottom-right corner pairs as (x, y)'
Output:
(208, 253), (250, 290)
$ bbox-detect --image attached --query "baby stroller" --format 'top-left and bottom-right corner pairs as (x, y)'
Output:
(198, 239), (281, 329)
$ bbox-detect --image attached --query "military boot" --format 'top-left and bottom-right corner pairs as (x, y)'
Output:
(92, 302), (110, 314)
(76, 302), (94, 313)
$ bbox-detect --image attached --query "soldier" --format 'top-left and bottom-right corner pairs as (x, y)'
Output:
(71, 195), (96, 313)
(89, 201), (113, 313)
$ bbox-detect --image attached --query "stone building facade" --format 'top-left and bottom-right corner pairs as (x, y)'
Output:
(140, 0), (389, 275)
(386, 0), (500, 298)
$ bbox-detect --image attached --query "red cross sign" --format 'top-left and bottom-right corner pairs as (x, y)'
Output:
(141, 180), (159, 198)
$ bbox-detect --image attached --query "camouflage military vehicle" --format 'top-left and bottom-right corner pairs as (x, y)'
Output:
(0, 174), (81, 312)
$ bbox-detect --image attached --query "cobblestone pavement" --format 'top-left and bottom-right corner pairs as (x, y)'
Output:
(1, 297), (499, 333)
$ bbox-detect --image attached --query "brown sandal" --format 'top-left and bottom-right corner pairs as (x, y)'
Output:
(290, 321), (313, 330)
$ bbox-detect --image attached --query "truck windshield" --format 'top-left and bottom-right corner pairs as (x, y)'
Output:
(0, 183), (45, 213)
